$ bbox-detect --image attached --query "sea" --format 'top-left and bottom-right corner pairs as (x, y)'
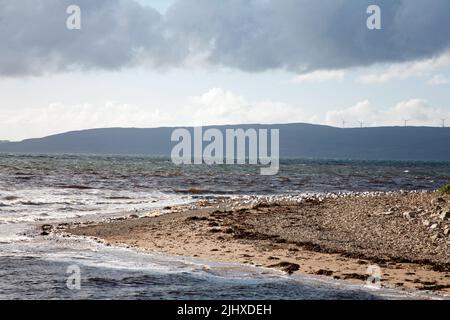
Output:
(1, 153), (449, 300)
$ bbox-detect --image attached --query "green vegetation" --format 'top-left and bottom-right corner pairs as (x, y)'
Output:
(438, 184), (450, 195)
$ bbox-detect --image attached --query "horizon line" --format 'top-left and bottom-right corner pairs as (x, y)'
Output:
(2, 122), (449, 143)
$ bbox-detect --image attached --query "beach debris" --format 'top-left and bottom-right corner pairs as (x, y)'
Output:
(342, 273), (368, 281)
(315, 269), (333, 276)
(223, 228), (234, 234)
(418, 284), (450, 291)
(268, 262), (300, 275)
(185, 216), (208, 222)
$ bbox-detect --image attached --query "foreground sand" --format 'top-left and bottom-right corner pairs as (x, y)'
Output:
(55, 191), (450, 294)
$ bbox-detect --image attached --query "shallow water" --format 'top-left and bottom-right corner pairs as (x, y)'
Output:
(0, 256), (402, 300)
(1, 153), (449, 299)
(0, 235), (434, 300)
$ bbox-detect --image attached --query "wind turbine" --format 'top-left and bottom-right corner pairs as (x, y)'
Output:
(342, 120), (346, 128)
(358, 121), (364, 128)
(441, 119), (446, 128)
(403, 119), (410, 127)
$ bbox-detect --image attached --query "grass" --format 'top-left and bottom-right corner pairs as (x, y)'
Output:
(438, 184), (450, 195)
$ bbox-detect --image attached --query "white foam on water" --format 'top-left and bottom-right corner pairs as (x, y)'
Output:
(0, 187), (192, 224)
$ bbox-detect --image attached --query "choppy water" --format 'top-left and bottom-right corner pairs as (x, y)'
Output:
(1, 153), (449, 300)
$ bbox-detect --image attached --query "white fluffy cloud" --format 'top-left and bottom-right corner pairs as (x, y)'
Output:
(2, 89), (448, 141)
(326, 99), (449, 127)
(357, 53), (450, 84)
(428, 74), (450, 85)
(0, 102), (174, 140)
(0, 89), (312, 140)
(183, 88), (310, 125)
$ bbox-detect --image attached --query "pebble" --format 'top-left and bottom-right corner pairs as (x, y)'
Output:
(439, 210), (450, 220)
(431, 197), (446, 205)
(403, 211), (416, 219)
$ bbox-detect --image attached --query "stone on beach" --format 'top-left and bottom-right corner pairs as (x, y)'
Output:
(403, 211), (416, 219)
(439, 210), (450, 220)
(431, 197), (446, 206)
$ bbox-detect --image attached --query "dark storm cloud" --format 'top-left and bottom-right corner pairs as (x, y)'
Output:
(165, 0), (450, 72)
(0, 0), (186, 76)
(1, 0), (450, 76)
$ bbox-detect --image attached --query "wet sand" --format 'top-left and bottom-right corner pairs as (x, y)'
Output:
(56, 192), (450, 294)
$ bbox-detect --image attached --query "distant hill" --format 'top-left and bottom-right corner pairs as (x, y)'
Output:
(1, 123), (450, 161)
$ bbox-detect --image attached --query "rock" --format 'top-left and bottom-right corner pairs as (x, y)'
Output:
(430, 223), (438, 229)
(423, 220), (430, 227)
(430, 234), (438, 241)
(431, 197), (446, 206)
(403, 211), (416, 219)
(439, 210), (450, 220)
(316, 269), (333, 276)
(444, 228), (449, 236)
(41, 224), (53, 232)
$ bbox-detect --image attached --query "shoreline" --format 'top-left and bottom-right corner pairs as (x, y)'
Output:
(53, 191), (450, 295)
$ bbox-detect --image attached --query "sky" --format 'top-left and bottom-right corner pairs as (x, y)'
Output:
(1, 0), (450, 141)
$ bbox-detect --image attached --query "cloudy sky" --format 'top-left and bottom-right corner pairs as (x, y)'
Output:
(1, 0), (450, 141)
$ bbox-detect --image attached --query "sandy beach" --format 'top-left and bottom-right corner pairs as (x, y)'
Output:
(54, 191), (450, 294)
